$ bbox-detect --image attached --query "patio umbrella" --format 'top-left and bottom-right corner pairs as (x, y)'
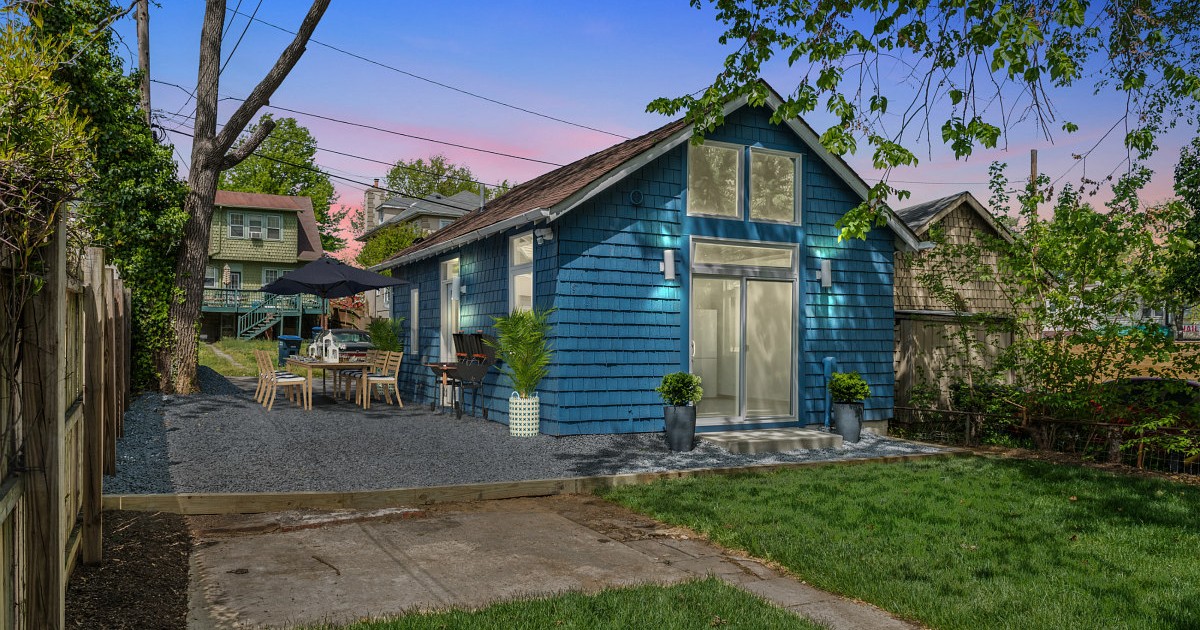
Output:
(261, 256), (406, 330)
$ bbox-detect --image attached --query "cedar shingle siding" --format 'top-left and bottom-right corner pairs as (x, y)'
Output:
(388, 102), (902, 434)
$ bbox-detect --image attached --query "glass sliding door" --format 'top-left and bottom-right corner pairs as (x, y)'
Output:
(690, 239), (798, 423)
(745, 280), (794, 417)
(692, 277), (742, 418)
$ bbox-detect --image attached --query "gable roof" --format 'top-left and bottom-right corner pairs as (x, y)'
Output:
(214, 190), (324, 261)
(357, 190), (482, 242)
(895, 191), (1015, 244)
(373, 83), (925, 271)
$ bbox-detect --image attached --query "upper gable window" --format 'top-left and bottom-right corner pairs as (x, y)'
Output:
(687, 143), (803, 224)
(750, 148), (800, 223)
(228, 211), (283, 240)
(687, 142), (742, 218)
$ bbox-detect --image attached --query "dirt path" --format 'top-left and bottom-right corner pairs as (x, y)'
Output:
(205, 343), (246, 372)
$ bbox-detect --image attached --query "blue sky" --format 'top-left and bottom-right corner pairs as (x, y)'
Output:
(116, 0), (1191, 248)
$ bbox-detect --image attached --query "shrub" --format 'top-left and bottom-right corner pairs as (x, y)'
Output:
(829, 371), (870, 403)
(656, 372), (703, 407)
(486, 308), (554, 398)
(367, 317), (404, 352)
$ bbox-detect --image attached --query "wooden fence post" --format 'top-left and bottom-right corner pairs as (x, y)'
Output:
(82, 248), (105, 565)
(22, 213), (67, 629)
(103, 267), (117, 477)
(123, 285), (131, 411)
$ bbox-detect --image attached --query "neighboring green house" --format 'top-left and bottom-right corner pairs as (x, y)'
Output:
(201, 190), (326, 341)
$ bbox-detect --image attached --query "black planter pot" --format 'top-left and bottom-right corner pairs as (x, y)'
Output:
(832, 402), (864, 443)
(664, 405), (697, 452)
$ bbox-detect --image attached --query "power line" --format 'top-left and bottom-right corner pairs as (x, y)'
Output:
(154, 106), (510, 189)
(219, 0), (263, 75)
(150, 79), (565, 167)
(162, 127), (490, 214)
(225, 6), (631, 140)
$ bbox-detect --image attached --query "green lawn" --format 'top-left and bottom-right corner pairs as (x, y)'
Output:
(601, 457), (1200, 630)
(198, 339), (278, 377)
(318, 578), (822, 629)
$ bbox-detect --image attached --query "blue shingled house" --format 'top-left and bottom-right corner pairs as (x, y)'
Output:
(373, 85), (926, 436)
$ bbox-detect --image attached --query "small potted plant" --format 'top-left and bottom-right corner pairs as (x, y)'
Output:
(487, 308), (554, 437)
(656, 372), (703, 451)
(829, 371), (870, 443)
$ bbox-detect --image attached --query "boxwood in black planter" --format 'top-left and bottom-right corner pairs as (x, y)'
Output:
(829, 371), (870, 443)
(655, 372), (703, 452)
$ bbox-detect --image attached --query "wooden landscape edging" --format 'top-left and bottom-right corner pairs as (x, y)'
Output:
(102, 449), (970, 515)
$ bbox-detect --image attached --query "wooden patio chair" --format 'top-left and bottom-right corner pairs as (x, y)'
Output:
(361, 351), (403, 409)
(255, 349), (309, 411)
(340, 349), (379, 400)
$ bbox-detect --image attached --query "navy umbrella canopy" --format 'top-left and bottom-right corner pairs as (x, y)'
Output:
(261, 256), (406, 299)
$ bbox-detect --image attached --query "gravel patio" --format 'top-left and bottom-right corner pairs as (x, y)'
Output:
(106, 367), (946, 495)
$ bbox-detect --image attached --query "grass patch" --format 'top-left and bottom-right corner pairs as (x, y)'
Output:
(317, 578), (821, 629)
(601, 457), (1200, 630)
(198, 339), (278, 377)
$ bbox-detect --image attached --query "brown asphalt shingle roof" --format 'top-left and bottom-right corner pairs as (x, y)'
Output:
(383, 117), (691, 265)
(214, 190), (324, 261)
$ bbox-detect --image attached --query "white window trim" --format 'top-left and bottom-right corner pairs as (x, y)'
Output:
(686, 140), (744, 220)
(748, 147), (803, 225)
(262, 267), (286, 285)
(409, 287), (419, 355)
(204, 265), (217, 288)
(509, 232), (534, 312)
(266, 215), (282, 240)
(228, 211), (284, 241)
(228, 212), (244, 238)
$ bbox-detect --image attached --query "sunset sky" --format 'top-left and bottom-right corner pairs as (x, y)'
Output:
(115, 1), (1191, 260)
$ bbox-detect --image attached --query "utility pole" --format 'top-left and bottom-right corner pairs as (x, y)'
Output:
(1030, 149), (1038, 195)
(136, 0), (151, 126)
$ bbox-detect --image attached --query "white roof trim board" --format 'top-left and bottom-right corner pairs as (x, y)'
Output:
(378, 93), (928, 269)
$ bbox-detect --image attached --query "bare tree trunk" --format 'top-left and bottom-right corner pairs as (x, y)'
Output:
(158, 0), (330, 393)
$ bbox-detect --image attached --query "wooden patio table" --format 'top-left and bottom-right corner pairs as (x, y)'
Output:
(285, 356), (370, 409)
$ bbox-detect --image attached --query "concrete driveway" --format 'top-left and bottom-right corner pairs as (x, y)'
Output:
(186, 495), (917, 630)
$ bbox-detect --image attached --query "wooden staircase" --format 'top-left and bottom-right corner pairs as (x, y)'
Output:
(238, 312), (279, 340)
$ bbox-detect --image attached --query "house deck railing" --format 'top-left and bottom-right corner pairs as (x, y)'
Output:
(202, 289), (322, 311)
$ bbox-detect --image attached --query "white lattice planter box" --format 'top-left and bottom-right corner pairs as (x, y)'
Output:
(508, 393), (539, 437)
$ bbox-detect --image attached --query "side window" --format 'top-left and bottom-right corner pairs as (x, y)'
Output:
(409, 287), (419, 354)
(228, 212), (245, 238)
(247, 214), (264, 239)
(266, 215), (282, 240)
(509, 232), (534, 312)
(204, 266), (217, 288)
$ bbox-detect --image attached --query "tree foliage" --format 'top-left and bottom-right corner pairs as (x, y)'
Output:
(1163, 138), (1200, 309)
(657, 0), (1200, 239)
(385, 154), (511, 201)
(908, 163), (1199, 454)
(32, 0), (188, 390)
(0, 19), (92, 339)
(355, 220), (424, 270)
(221, 114), (346, 251)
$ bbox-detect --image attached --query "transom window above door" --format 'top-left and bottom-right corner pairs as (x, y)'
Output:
(687, 142), (802, 224)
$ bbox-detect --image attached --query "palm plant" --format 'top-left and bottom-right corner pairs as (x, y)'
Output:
(487, 308), (554, 398)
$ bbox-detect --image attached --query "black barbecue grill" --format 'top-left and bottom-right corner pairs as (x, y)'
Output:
(451, 332), (497, 419)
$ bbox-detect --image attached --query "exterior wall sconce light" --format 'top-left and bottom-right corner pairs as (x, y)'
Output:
(816, 258), (832, 289)
(660, 249), (677, 281)
(452, 275), (463, 301)
(534, 227), (554, 243)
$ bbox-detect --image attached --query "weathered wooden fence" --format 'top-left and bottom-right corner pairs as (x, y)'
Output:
(0, 216), (130, 629)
